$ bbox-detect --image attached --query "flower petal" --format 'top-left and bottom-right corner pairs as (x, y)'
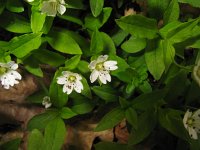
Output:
(41, 1), (57, 16)
(188, 127), (198, 140)
(104, 61), (118, 71)
(193, 109), (200, 120)
(9, 70), (22, 80)
(74, 80), (83, 93)
(57, 4), (66, 15)
(105, 71), (111, 82)
(97, 55), (108, 62)
(88, 60), (97, 70)
(63, 83), (73, 94)
(57, 76), (67, 85)
(99, 72), (107, 84)
(183, 110), (192, 129)
(90, 70), (99, 83)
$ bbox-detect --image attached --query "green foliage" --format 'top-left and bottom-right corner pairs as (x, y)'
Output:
(94, 107), (125, 131)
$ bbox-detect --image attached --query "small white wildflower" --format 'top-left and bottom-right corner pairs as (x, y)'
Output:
(88, 55), (118, 84)
(183, 109), (200, 140)
(193, 59), (200, 86)
(0, 61), (22, 89)
(57, 71), (83, 95)
(41, 0), (66, 17)
(42, 96), (52, 108)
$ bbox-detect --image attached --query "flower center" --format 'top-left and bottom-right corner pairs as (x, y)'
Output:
(96, 62), (104, 71)
(0, 67), (6, 75)
(68, 75), (76, 82)
(187, 118), (194, 127)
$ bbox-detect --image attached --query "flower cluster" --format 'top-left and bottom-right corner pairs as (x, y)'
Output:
(56, 55), (118, 95)
(183, 109), (200, 140)
(41, 0), (66, 17)
(0, 61), (22, 89)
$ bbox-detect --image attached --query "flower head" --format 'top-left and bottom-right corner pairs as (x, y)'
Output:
(88, 55), (118, 84)
(0, 61), (22, 89)
(41, 0), (66, 17)
(193, 59), (200, 86)
(57, 71), (83, 94)
(42, 96), (52, 108)
(183, 109), (200, 140)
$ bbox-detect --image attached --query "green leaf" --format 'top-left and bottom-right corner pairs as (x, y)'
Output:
(121, 36), (146, 53)
(28, 129), (44, 150)
(66, 0), (85, 9)
(0, 0), (6, 15)
(71, 94), (95, 114)
(145, 39), (165, 80)
(90, 0), (104, 17)
(60, 107), (77, 119)
(24, 56), (43, 77)
(163, 0), (180, 24)
(27, 90), (47, 104)
(147, 0), (170, 19)
(31, 6), (46, 33)
(33, 49), (65, 67)
(0, 138), (21, 150)
(81, 77), (92, 99)
(94, 142), (127, 150)
(101, 32), (116, 54)
(161, 40), (175, 71)
(84, 7), (112, 31)
(65, 55), (81, 70)
(125, 107), (138, 129)
(8, 33), (42, 58)
(94, 107), (125, 131)
(128, 111), (156, 145)
(160, 18), (199, 43)
(6, 0), (24, 13)
(116, 15), (158, 39)
(109, 55), (129, 76)
(90, 29), (103, 54)
(158, 108), (190, 141)
(27, 110), (59, 131)
(138, 81), (152, 93)
(43, 118), (66, 150)
(131, 90), (167, 111)
(42, 16), (54, 34)
(58, 14), (83, 26)
(46, 30), (82, 54)
(0, 11), (31, 33)
(77, 60), (90, 73)
(112, 29), (129, 47)
(92, 85), (118, 102)
(178, 0), (200, 8)
(49, 70), (68, 108)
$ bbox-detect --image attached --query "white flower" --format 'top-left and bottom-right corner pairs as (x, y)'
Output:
(0, 61), (22, 89)
(183, 109), (200, 140)
(193, 59), (200, 86)
(57, 71), (83, 95)
(88, 55), (118, 84)
(41, 0), (66, 17)
(42, 96), (52, 108)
